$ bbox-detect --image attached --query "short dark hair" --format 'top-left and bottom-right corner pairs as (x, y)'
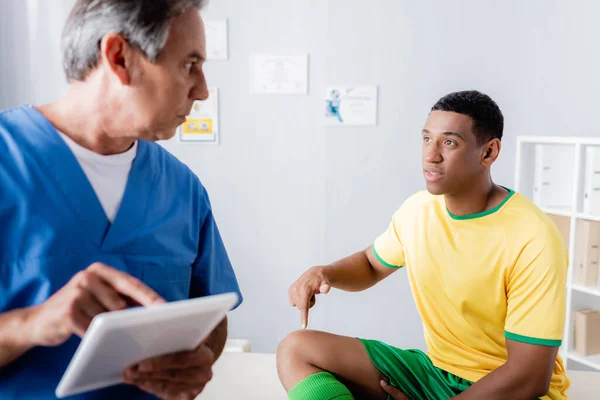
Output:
(431, 90), (504, 145)
(62, 0), (207, 82)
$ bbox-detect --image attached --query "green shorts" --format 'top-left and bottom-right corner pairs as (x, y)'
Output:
(359, 339), (472, 400)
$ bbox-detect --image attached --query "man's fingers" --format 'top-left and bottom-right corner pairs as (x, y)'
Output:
(301, 293), (310, 329)
(126, 366), (213, 385)
(75, 290), (107, 320)
(88, 263), (165, 307)
(86, 274), (128, 311)
(75, 272), (127, 313)
(380, 380), (410, 400)
(290, 275), (332, 328)
(70, 304), (93, 337)
(319, 283), (331, 294)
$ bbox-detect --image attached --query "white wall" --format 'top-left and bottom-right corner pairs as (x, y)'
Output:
(2, 0), (600, 353)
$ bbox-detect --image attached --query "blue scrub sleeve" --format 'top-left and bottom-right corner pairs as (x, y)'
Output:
(190, 204), (243, 309)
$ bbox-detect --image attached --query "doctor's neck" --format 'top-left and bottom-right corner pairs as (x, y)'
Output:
(37, 74), (138, 156)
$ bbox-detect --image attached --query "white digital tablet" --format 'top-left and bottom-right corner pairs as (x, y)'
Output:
(55, 292), (239, 398)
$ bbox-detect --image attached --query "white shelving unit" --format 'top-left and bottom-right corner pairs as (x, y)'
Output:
(576, 213), (600, 222)
(571, 284), (600, 298)
(542, 207), (573, 218)
(515, 136), (600, 372)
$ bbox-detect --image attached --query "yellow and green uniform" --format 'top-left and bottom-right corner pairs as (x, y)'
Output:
(370, 188), (570, 400)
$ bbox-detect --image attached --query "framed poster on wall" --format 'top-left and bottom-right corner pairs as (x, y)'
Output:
(323, 85), (378, 127)
(250, 53), (308, 95)
(177, 88), (219, 144)
(205, 20), (228, 60)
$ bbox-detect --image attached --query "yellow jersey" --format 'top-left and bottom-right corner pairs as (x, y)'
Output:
(373, 188), (570, 400)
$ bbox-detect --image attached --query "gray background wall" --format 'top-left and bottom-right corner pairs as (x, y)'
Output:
(1, 0), (600, 354)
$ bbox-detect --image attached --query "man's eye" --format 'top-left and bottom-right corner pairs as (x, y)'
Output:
(445, 140), (456, 146)
(185, 61), (196, 72)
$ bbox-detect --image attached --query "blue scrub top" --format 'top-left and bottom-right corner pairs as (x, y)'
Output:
(0, 106), (243, 399)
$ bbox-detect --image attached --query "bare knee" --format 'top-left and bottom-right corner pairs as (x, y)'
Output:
(276, 330), (319, 389)
(276, 330), (312, 370)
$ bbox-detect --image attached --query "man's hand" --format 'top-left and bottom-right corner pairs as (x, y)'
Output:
(380, 379), (410, 400)
(288, 266), (331, 329)
(123, 344), (215, 400)
(27, 263), (165, 347)
(287, 249), (398, 329)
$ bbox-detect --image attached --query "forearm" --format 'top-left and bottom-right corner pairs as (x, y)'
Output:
(322, 249), (382, 292)
(0, 308), (36, 368)
(452, 363), (547, 400)
(204, 316), (228, 362)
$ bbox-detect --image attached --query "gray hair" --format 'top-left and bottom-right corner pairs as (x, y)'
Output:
(61, 0), (206, 82)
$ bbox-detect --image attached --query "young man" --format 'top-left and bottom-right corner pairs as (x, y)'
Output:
(277, 91), (570, 400)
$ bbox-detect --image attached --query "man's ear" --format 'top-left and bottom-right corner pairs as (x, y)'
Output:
(99, 33), (135, 85)
(482, 138), (501, 166)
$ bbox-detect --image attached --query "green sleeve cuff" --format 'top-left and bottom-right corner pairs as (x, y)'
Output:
(371, 243), (403, 269)
(505, 331), (562, 347)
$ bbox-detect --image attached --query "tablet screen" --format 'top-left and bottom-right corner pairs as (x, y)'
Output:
(56, 292), (238, 398)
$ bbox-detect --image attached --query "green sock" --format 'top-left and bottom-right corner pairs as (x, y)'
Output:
(288, 372), (354, 400)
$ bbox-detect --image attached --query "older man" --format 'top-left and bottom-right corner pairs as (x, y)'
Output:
(0, 1), (242, 399)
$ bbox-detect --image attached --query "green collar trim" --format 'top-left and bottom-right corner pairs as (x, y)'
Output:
(447, 187), (515, 220)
